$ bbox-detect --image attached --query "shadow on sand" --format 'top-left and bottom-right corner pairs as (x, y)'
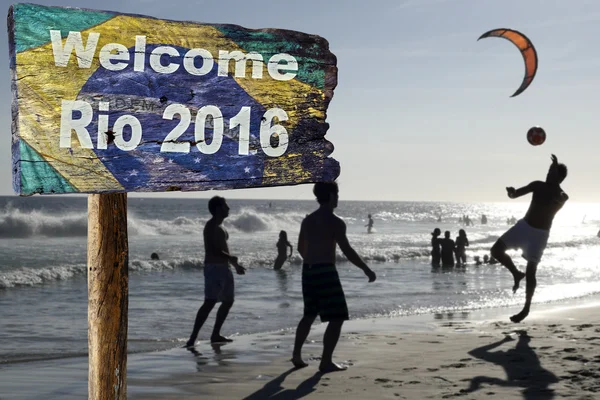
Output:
(242, 367), (323, 400)
(466, 330), (558, 399)
(186, 345), (323, 398)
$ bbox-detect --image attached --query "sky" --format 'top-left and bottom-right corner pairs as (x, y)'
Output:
(1, 0), (599, 202)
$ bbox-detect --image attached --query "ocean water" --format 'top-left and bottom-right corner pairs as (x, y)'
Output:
(1, 196), (599, 365)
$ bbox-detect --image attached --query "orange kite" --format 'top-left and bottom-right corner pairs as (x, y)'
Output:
(478, 28), (538, 98)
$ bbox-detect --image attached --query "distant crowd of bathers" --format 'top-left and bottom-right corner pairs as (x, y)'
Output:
(438, 214), (518, 226)
(428, 214), (520, 267)
(430, 228), (471, 267)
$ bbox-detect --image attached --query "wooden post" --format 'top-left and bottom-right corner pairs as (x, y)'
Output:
(87, 193), (129, 400)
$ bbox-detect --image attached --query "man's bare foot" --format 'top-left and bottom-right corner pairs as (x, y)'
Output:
(512, 271), (526, 293)
(184, 340), (195, 348)
(510, 310), (529, 323)
(319, 362), (347, 373)
(186, 347), (202, 356)
(291, 357), (308, 369)
(210, 335), (233, 343)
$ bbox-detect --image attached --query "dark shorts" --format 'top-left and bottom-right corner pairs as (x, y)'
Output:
(204, 264), (234, 303)
(302, 263), (349, 322)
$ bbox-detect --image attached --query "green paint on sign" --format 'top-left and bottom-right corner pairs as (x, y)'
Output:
(19, 141), (77, 194)
(216, 26), (327, 89)
(13, 3), (114, 53)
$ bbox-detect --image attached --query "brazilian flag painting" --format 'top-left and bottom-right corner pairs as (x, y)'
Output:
(8, 3), (339, 196)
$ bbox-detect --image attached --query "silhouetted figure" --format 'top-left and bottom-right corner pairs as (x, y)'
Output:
(481, 214), (488, 224)
(597, 229), (600, 238)
(431, 228), (442, 267)
(274, 230), (293, 270)
(483, 254), (490, 264)
(151, 252), (159, 260)
(474, 255), (482, 266)
(185, 196), (246, 348)
(365, 214), (374, 234)
(491, 154), (569, 323)
(455, 229), (469, 265)
(291, 182), (376, 373)
(440, 231), (456, 267)
(437, 214), (442, 222)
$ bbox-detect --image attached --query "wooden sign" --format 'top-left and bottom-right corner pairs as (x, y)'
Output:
(8, 3), (339, 196)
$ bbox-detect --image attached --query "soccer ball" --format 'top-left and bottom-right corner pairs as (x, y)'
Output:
(527, 126), (546, 146)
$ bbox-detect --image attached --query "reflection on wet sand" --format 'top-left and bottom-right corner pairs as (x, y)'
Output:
(434, 311), (471, 320)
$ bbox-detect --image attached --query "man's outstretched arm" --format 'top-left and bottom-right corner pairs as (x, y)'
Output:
(506, 181), (542, 199)
(468, 335), (514, 359)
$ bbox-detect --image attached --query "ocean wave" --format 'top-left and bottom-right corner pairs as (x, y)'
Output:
(0, 247), (434, 289)
(129, 258), (204, 272)
(127, 214), (202, 236)
(0, 205), (88, 238)
(0, 264), (87, 288)
(0, 204), (306, 238)
(0, 258), (206, 289)
(224, 208), (305, 233)
(356, 248), (432, 263)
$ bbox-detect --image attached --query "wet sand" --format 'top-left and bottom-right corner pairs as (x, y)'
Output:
(2, 302), (600, 399)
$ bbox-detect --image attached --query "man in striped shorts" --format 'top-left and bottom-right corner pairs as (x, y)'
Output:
(291, 182), (376, 373)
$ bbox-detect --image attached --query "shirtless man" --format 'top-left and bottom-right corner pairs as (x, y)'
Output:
(491, 154), (568, 323)
(291, 182), (376, 372)
(185, 196), (246, 347)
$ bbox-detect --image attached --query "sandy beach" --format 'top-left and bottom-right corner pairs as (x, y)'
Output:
(2, 300), (600, 399)
(134, 303), (600, 400)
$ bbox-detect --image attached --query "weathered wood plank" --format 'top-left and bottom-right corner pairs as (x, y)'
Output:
(87, 193), (128, 400)
(8, 4), (339, 196)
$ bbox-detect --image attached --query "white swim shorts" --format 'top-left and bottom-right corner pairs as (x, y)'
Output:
(499, 219), (550, 264)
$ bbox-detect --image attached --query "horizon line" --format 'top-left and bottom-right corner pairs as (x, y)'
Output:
(0, 194), (598, 205)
